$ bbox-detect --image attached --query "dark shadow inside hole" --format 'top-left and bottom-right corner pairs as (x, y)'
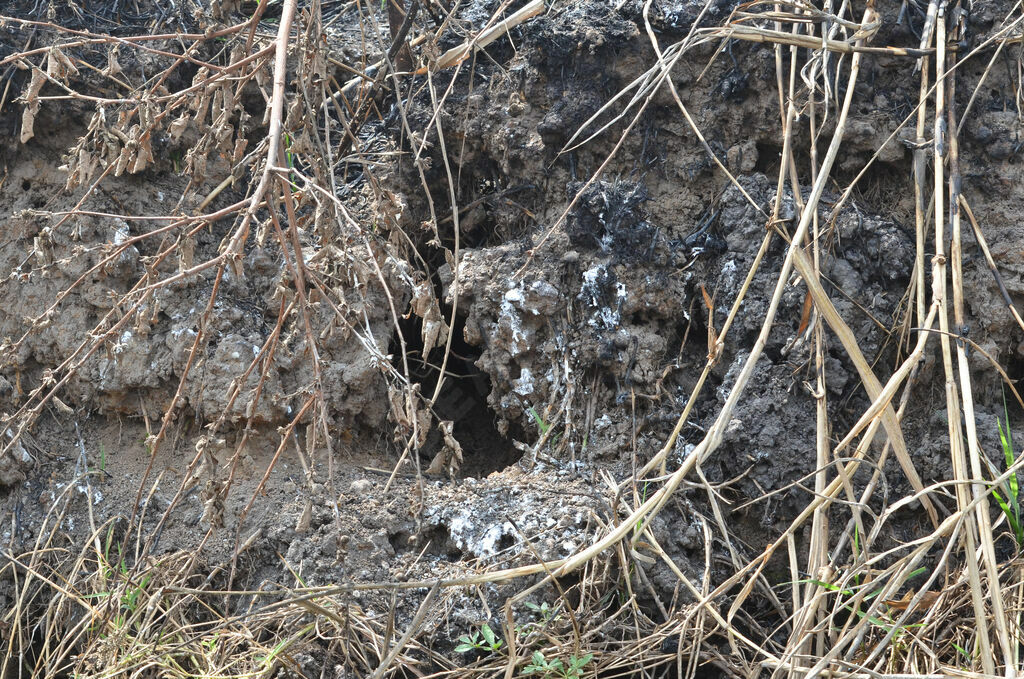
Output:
(17, 627), (60, 679)
(391, 311), (524, 478)
(495, 532), (516, 553)
(388, 529), (412, 554)
(754, 142), (783, 177)
(388, 525), (463, 560)
(1002, 348), (1024, 403)
(420, 524), (463, 560)
(448, 159), (537, 249)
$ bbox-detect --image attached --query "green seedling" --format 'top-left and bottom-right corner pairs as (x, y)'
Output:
(562, 653), (594, 679)
(522, 651), (561, 677)
(851, 524), (862, 587)
(455, 623), (504, 654)
(201, 633), (220, 654)
(797, 566), (925, 599)
(633, 481), (652, 535)
(846, 603), (925, 634)
(517, 602), (563, 637)
(84, 537), (155, 641)
(524, 601), (559, 625)
(991, 410), (1023, 548)
(528, 407), (550, 435)
(256, 622), (316, 669)
(522, 651), (593, 679)
(283, 132), (300, 191)
(88, 443), (108, 478)
(796, 567), (927, 634)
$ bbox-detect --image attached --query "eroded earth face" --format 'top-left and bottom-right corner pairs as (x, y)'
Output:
(2, 0), (1024, 674)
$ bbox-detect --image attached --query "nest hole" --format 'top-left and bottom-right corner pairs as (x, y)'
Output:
(389, 525), (464, 561)
(393, 310), (523, 479)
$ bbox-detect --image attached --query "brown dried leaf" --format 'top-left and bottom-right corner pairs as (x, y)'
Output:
(231, 136), (248, 164)
(884, 590), (940, 612)
(138, 101), (153, 131)
(186, 147), (207, 183)
(409, 281), (450, 355)
(114, 146), (131, 176)
(200, 484), (225, 528)
(426, 421), (464, 478)
(414, 398), (430, 448)
(132, 135), (153, 174)
(421, 306), (449, 357)
(425, 448), (447, 476)
(289, 130), (312, 156)
(179, 236), (195, 271)
(295, 498), (312, 533)
(20, 106), (37, 144)
(168, 115), (189, 142)
(46, 47), (77, 79)
(699, 283), (714, 311)
(285, 98), (303, 130)
(439, 420), (463, 476)
(797, 291), (813, 336)
(409, 280), (432, 317)
(104, 48), (123, 76)
(19, 67), (45, 143)
(388, 388), (407, 428)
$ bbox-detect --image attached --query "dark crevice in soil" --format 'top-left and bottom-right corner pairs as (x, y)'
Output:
(1003, 350), (1024, 389)
(390, 524), (464, 560)
(754, 142), (784, 177)
(393, 310), (523, 479)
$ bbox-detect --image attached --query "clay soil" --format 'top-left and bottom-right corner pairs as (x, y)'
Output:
(2, 0), (1024, 677)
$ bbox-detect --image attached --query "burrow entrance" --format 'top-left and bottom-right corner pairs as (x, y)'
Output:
(394, 310), (523, 478)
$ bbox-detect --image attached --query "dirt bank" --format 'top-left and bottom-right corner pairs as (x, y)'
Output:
(2, 0), (1024, 676)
